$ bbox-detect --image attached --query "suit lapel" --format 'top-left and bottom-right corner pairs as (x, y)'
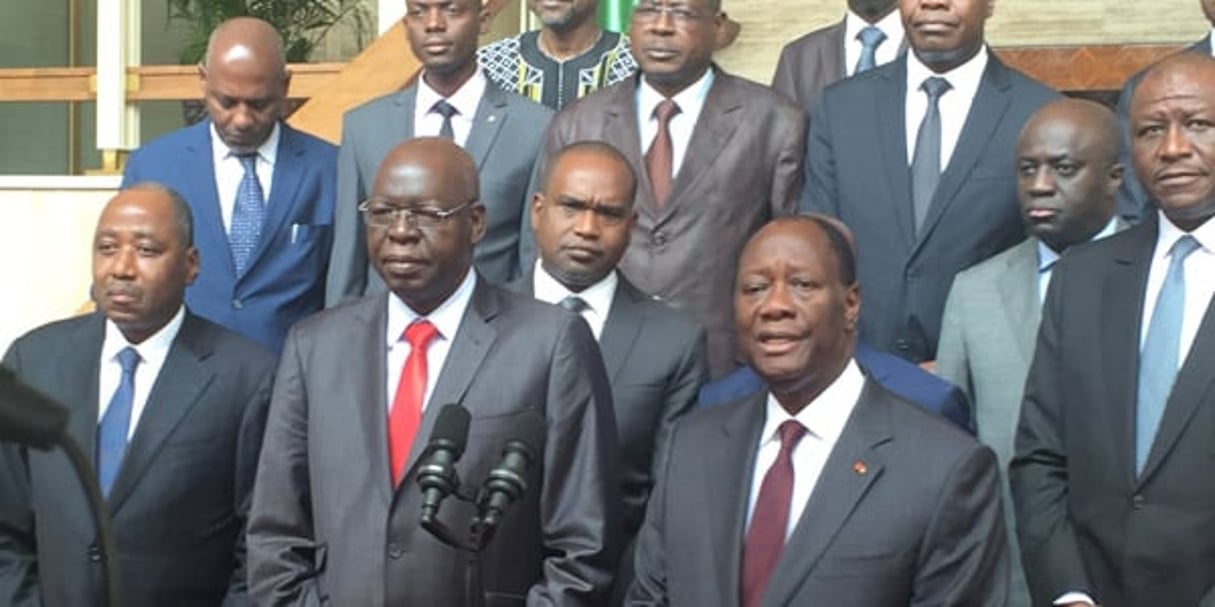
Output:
(996, 239), (1042, 362)
(347, 296), (396, 503)
(464, 83), (508, 169)
(707, 392), (767, 603)
(827, 21), (847, 82)
(660, 70), (743, 226)
(60, 316), (105, 538)
(243, 123), (305, 278)
(603, 80), (655, 219)
(187, 121), (235, 274)
(761, 381), (891, 607)
(914, 54), (1013, 253)
(599, 277), (646, 383)
(877, 59), (916, 250)
(106, 313), (217, 512)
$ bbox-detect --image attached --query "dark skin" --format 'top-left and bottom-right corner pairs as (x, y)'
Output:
(1131, 53), (1215, 232)
(1016, 98), (1122, 253)
(849, 0), (898, 23)
(899, 0), (991, 73)
(532, 144), (638, 291)
(530, 0), (602, 59)
(629, 0), (724, 98)
(199, 17), (290, 154)
(404, 0), (488, 98)
(735, 218), (860, 415)
(93, 188), (200, 344)
(366, 137), (486, 315)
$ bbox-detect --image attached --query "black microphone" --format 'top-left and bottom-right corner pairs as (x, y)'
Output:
(417, 403), (472, 523)
(0, 366), (69, 450)
(475, 413), (545, 535)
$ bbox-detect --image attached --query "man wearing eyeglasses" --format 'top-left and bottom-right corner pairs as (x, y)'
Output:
(512, 141), (709, 601)
(249, 137), (620, 605)
(526, 0), (805, 379)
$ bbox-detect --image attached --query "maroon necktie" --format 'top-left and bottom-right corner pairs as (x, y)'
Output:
(645, 99), (681, 208)
(741, 420), (807, 607)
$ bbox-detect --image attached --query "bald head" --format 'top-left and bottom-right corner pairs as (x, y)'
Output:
(373, 137), (480, 204)
(200, 18), (290, 153)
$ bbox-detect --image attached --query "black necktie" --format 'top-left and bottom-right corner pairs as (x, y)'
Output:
(910, 76), (952, 235)
(559, 295), (589, 314)
(432, 99), (458, 140)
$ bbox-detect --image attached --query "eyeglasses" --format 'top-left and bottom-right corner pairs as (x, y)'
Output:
(358, 199), (475, 229)
(550, 198), (632, 227)
(632, 2), (707, 24)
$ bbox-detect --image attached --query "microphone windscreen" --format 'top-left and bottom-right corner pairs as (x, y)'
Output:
(510, 412), (546, 456)
(0, 366), (69, 450)
(432, 403), (472, 456)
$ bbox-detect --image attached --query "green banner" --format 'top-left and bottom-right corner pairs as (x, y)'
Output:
(597, 0), (637, 33)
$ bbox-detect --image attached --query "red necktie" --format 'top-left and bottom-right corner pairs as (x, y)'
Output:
(741, 420), (807, 607)
(645, 99), (681, 208)
(388, 319), (438, 486)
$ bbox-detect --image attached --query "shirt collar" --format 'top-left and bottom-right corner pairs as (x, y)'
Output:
(210, 121), (281, 166)
(843, 8), (904, 49)
(101, 305), (186, 369)
(416, 69), (487, 121)
(532, 259), (619, 315)
(906, 43), (988, 99)
(760, 358), (864, 447)
(1036, 215), (1122, 272)
(637, 66), (715, 122)
(1155, 209), (1215, 259)
(385, 268), (478, 348)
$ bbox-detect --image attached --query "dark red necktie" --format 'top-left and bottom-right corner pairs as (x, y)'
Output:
(741, 420), (807, 607)
(645, 99), (681, 208)
(388, 319), (438, 486)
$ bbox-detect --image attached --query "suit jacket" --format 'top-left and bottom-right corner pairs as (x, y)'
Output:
(770, 19), (846, 114)
(525, 69), (805, 377)
(325, 78), (554, 302)
(510, 270), (709, 537)
(247, 278), (620, 606)
(803, 52), (1059, 363)
(697, 341), (972, 433)
(1011, 217), (1215, 606)
(0, 311), (275, 607)
(121, 120), (337, 354)
(629, 380), (1008, 606)
(1114, 36), (1211, 224)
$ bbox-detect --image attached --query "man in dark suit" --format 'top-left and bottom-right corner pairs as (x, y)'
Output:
(326, 0), (552, 301)
(122, 17), (337, 354)
(771, 0), (902, 115)
(804, 0), (1058, 365)
(527, 0), (805, 377)
(1113, 0), (1215, 224)
(0, 184), (275, 606)
(248, 138), (619, 605)
(1012, 52), (1215, 606)
(629, 216), (1007, 606)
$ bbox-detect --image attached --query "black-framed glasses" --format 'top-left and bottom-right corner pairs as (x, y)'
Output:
(358, 199), (475, 229)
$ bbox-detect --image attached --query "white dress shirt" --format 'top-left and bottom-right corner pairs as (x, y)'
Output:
(384, 270), (477, 414)
(904, 46), (989, 169)
(1140, 211), (1215, 362)
(97, 306), (186, 440)
(842, 9), (905, 77)
(636, 68), (715, 179)
(745, 359), (865, 539)
(1036, 217), (1121, 304)
(210, 123), (280, 233)
(414, 70), (487, 147)
(531, 260), (618, 341)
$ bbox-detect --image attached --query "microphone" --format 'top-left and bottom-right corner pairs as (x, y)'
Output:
(474, 413), (545, 538)
(417, 403), (472, 523)
(0, 366), (69, 450)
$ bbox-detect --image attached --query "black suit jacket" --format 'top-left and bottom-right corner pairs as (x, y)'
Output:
(1011, 217), (1215, 605)
(0, 311), (274, 607)
(803, 52), (1059, 362)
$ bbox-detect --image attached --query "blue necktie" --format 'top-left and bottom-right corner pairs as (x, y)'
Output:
(855, 25), (887, 74)
(98, 347), (140, 497)
(910, 76), (951, 235)
(1136, 235), (1201, 473)
(230, 153), (266, 276)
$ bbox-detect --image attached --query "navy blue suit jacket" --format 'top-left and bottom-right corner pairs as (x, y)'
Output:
(122, 120), (337, 353)
(697, 341), (972, 434)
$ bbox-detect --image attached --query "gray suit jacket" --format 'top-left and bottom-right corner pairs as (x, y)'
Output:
(325, 78), (554, 303)
(248, 278), (620, 606)
(770, 19), (846, 114)
(936, 237), (1040, 606)
(628, 380), (1008, 606)
(1012, 218), (1215, 606)
(0, 311), (274, 607)
(526, 69), (805, 377)
(804, 52), (1059, 363)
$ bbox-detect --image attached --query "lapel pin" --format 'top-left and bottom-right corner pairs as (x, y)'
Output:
(853, 461), (868, 475)
(488, 115), (497, 123)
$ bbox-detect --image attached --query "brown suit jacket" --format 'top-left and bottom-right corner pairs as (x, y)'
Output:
(525, 69), (805, 377)
(771, 19), (846, 114)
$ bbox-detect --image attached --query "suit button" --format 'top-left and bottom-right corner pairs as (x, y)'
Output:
(232, 298), (243, 309)
(88, 543), (101, 562)
(1132, 494), (1145, 510)
(388, 543), (403, 559)
(651, 231), (668, 247)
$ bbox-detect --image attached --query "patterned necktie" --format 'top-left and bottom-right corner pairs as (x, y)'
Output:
(741, 420), (808, 607)
(854, 25), (887, 74)
(910, 76), (952, 235)
(646, 99), (681, 208)
(1136, 235), (1201, 473)
(559, 295), (589, 314)
(389, 320), (439, 486)
(432, 99), (459, 140)
(230, 153), (266, 276)
(98, 347), (140, 497)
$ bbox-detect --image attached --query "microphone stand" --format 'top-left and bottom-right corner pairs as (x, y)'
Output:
(57, 435), (121, 607)
(419, 488), (485, 607)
